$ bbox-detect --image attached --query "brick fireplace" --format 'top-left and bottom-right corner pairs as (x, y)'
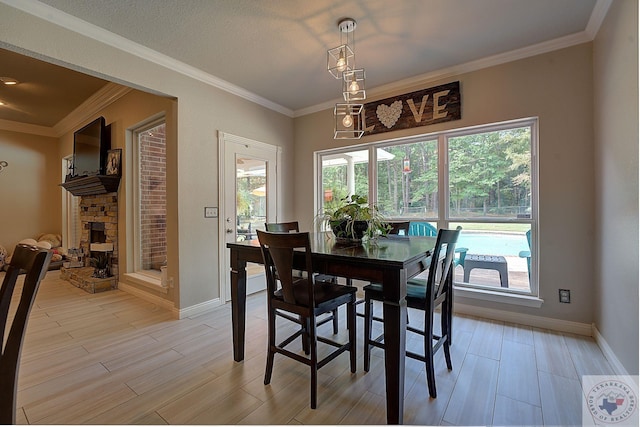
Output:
(79, 193), (118, 277)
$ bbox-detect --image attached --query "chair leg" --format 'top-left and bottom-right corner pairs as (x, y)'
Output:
(441, 296), (453, 371)
(425, 306), (437, 398)
(363, 295), (373, 372)
(346, 278), (355, 329)
(448, 282), (454, 345)
(302, 317), (311, 355)
(332, 308), (339, 334)
(347, 299), (357, 373)
(308, 318), (318, 409)
(264, 307), (276, 385)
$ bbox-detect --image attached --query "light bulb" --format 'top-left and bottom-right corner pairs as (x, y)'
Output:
(349, 80), (360, 95)
(342, 113), (353, 128)
(336, 50), (346, 72)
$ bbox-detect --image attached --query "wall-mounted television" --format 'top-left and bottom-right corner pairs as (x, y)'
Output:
(72, 116), (111, 177)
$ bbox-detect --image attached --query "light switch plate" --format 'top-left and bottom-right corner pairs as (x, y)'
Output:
(204, 207), (218, 218)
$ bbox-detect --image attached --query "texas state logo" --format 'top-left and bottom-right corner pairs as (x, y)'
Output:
(584, 376), (638, 425)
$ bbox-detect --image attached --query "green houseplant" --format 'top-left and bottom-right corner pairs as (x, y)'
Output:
(323, 194), (389, 242)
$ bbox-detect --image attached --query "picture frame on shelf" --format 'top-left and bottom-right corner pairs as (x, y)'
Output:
(106, 149), (121, 176)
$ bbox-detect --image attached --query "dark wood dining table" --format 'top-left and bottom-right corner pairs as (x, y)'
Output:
(227, 232), (436, 424)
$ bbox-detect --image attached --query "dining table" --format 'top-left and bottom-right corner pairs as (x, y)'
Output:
(227, 232), (436, 425)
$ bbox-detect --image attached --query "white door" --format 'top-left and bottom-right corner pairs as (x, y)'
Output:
(219, 132), (279, 302)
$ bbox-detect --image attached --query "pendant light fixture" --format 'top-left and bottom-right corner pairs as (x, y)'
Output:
(327, 19), (355, 79)
(334, 103), (364, 139)
(328, 18), (366, 139)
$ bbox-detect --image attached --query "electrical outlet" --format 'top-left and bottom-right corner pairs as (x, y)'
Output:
(559, 289), (571, 303)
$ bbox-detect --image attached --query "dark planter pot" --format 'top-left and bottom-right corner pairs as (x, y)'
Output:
(330, 219), (369, 243)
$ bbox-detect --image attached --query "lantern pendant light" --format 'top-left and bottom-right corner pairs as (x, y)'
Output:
(328, 18), (367, 139)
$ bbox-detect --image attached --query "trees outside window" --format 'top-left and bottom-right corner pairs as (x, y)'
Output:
(317, 118), (537, 295)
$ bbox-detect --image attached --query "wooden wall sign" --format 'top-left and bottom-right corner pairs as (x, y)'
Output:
(362, 81), (460, 136)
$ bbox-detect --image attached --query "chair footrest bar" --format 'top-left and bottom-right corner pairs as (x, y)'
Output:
(317, 343), (350, 369)
(316, 335), (346, 348)
(278, 330), (304, 348)
(273, 346), (312, 366)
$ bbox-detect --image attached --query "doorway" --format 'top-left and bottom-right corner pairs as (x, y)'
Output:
(219, 132), (280, 302)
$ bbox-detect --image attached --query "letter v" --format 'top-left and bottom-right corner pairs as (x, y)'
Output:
(407, 95), (429, 123)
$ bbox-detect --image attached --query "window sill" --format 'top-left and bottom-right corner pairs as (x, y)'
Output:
(453, 285), (543, 308)
(123, 272), (168, 294)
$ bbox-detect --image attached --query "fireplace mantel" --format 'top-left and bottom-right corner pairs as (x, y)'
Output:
(60, 175), (121, 196)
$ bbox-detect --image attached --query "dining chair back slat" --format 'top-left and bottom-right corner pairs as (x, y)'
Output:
(265, 221), (340, 333)
(257, 230), (357, 409)
(363, 226), (461, 398)
(0, 244), (52, 424)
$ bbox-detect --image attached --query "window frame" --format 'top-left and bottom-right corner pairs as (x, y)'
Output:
(131, 116), (167, 282)
(316, 117), (539, 302)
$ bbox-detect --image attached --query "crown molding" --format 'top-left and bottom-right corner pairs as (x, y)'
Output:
(294, 30), (594, 117)
(53, 82), (132, 136)
(586, 0), (613, 39)
(2, 0), (612, 121)
(0, 83), (131, 137)
(294, 0), (612, 118)
(1, 0), (295, 118)
(0, 118), (56, 137)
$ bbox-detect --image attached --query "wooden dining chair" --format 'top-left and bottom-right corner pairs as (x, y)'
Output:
(354, 221), (412, 318)
(257, 230), (356, 409)
(0, 244), (52, 424)
(387, 221), (411, 236)
(265, 221), (339, 334)
(264, 221), (300, 233)
(265, 221), (342, 287)
(363, 226), (461, 398)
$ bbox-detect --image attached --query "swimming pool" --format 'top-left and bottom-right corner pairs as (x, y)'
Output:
(457, 232), (529, 257)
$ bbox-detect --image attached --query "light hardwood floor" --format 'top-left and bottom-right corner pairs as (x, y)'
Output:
(7, 270), (614, 425)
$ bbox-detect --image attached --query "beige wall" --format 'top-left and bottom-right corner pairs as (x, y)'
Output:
(0, 3), (295, 310)
(56, 89), (177, 302)
(0, 130), (61, 252)
(294, 43), (596, 323)
(593, 0), (638, 375)
(1, 2), (637, 373)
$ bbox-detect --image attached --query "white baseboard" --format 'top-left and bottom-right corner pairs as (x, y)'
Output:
(118, 281), (222, 319)
(592, 324), (630, 376)
(118, 281), (178, 316)
(454, 302), (593, 336)
(177, 298), (222, 319)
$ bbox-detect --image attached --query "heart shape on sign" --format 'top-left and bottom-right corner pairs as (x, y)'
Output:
(376, 100), (403, 128)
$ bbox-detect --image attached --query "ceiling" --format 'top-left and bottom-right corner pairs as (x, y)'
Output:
(0, 0), (603, 128)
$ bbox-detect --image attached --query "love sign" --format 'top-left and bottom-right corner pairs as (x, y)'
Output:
(362, 81), (461, 136)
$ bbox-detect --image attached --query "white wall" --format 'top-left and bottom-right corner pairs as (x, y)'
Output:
(0, 3), (295, 310)
(593, 0), (639, 375)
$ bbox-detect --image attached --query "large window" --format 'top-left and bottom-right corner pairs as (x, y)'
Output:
(318, 118), (537, 296)
(320, 148), (369, 213)
(376, 139), (438, 219)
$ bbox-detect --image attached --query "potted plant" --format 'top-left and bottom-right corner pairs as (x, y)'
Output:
(322, 194), (389, 243)
(90, 253), (110, 278)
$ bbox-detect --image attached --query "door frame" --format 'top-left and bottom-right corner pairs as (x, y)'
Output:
(217, 131), (282, 303)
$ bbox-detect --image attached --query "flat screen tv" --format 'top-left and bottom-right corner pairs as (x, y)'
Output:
(72, 116), (110, 177)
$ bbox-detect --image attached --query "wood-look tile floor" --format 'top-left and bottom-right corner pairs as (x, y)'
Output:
(8, 270), (615, 425)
